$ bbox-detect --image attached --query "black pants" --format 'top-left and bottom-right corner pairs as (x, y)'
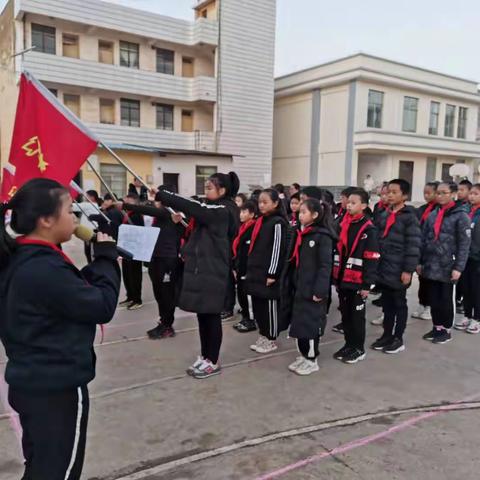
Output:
(463, 259), (480, 320)
(380, 285), (408, 341)
(429, 280), (455, 329)
(339, 289), (366, 351)
(122, 259), (143, 304)
(223, 269), (236, 313)
(198, 313), (223, 364)
(297, 336), (320, 360)
(456, 274), (464, 304)
(418, 276), (431, 307)
(149, 257), (177, 327)
(252, 296), (279, 340)
(9, 386), (89, 480)
(237, 277), (252, 320)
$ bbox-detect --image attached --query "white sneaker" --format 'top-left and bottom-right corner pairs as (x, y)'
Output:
(454, 317), (471, 331)
(250, 336), (267, 352)
(288, 356), (305, 372)
(370, 314), (384, 326)
(186, 356), (204, 376)
(255, 339), (278, 354)
(419, 307), (432, 321)
(467, 319), (480, 335)
(295, 359), (319, 376)
(411, 306), (425, 319)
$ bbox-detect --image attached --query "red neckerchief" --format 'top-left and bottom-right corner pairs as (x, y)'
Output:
(469, 205), (480, 220)
(337, 206), (345, 217)
(382, 208), (401, 238)
(122, 210), (134, 224)
(376, 201), (388, 211)
(434, 201), (456, 240)
(420, 201), (437, 224)
(16, 237), (74, 265)
(338, 213), (364, 254)
(290, 226), (313, 267)
(232, 219), (256, 258)
(248, 215), (264, 255)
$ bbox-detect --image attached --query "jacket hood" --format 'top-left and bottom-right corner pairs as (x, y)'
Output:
(305, 224), (338, 241)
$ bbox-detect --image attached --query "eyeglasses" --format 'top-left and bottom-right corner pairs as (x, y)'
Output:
(437, 190), (452, 196)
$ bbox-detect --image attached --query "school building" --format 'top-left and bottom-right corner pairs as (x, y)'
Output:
(0, 0), (276, 197)
(273, 53), (480, 202)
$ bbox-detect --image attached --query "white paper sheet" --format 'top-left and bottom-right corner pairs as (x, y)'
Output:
(117, 225), (160, 262)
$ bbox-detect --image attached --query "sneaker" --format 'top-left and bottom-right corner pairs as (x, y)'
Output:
(192, 360), (222, 379)
(332, 322), (344, 334)
(411, 306), (425, 319)
(454, 317), (471, 331)
(333, 345), (353, 360)
(148, 325), (175, 340)
(250, 336), (267, 352)
(255, 339), (278, 354)
(235, 319), (257, 333)
(432, 329), (452, 344)
(127, 302), (143, 311)
(221, 311), (234, 321)
(342, 349), (366, 364)
(147, 324), (165, 338)
(419, 306), (432, 321)
(294, 359), (319, 376)
(371, 335), (393, 351)
(467, 320), (480, 334)
(382, 337), (405, 354)
(186, 356), (204, 376)
(119, 298), (131, 307)
(288, 356), (306, 372)
(422, 329), (435, 341)
(370, 314), (384, 326)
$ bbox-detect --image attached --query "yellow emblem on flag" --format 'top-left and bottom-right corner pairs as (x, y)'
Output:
(22, 136), (49, 172)
(8, 186), (17, 198)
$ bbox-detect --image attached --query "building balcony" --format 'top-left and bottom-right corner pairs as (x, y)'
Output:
(87, 123), (216, 152)
(354, 129), (480, 158)
(15, 0), (219, 47)
(23, 52), (217, 103)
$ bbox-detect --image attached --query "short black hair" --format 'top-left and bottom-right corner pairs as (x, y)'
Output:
(389, 179), (411, 196)
(291, 183), (300, 190)
(290, 192), (300, 201)
(459, 179), (473, 189)
(440, 181), (458, 193)
(301, 186), (323, 200)
(241, 200), (258, 216)
(348, 187), (369, 205)
(104, 193), (115, 201)
(340, 186), (356, 197)
(425, 181), (440, 190)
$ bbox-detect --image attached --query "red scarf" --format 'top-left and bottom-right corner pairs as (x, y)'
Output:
(232, 219), (256, 258)
(16, 236), (74, 265)
(434, 201), (456, 240)
(290, 226), (313, 267)
(376, 201), (388, 211)
(382, 208), (401, 238)
(337, 206), (345, 218)
(122, 210), (133, 224)
(420, 201), (436, 224)
(248, 215), (264, 255)
(337, 213), (364, 254)
(469, 205), (480, 220)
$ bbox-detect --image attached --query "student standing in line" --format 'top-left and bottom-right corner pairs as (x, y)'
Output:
(289, 192), (301, 227)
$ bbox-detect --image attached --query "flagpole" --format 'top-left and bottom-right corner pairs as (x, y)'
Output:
(70, 180), (110, 224)
(72, 200), (98, 228)
(86, 158), (119, 202)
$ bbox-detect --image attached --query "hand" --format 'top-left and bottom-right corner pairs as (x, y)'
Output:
(360, 290), (370, 299)
(96, 232), (114, 243)
(171, 213), (183, 224)
(416, 265), (422, 276)
(451, 270), (462, 282)
(266, 278), (276, 286)
(313, 295), (322, 303)
(401, 272), (412, 286)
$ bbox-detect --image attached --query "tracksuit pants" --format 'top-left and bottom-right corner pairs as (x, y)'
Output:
(380, 285), (408, 341)
(122, 259), (143, 304)
(197, 313), (223, 364)
(417, 276), (432, 307)
(149, 257), (177, 328)
(338, 289), (367, 351)
(252, 297), (279, 340)
(9, 386), (89, 480)
(237, 277), (252, 321)
(429, 280), (456, 330)
(297, 336), (320, 360)
(463, 259), (480, 320)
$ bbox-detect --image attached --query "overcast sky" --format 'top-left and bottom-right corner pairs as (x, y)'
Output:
(2, 0), (479, 81)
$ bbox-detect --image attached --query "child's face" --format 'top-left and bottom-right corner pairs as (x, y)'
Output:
(235, 196), (244, 208)
(380, 187), (388, 203)
(205, 180), (222, 201)
(39, 194), (76, 244)
(299, 203), (318, 226)
(103, 199), (113, 209)
(340, 195), (348, 208)
(423, 186), (436, 203)
(387, 184), (407, 207)
(436, 183), (454, 206)
(290, 198), (300, 213)
(240, 208), (254, 223)
(458, 185), (470, 201)
(469, 187), (480, 206)
(258, 193), (278, 215)
(347, 194), (366, 216)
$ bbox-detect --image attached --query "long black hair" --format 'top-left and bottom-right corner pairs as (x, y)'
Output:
(209, 171), (240, 199)
(0, 178), (68, 268)
(301, 198), (337, 237)
(260, 188), (288, 219)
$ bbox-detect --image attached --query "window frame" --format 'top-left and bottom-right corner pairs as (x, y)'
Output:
(98, 40), (114, 64)
(31, 23), (56, 55)
(119, 41), (139, 69)
(367, 90), (384, 129)
(428, 101), (440, 136)
(155, 103), (174, 130)
(457, 106), (468, 139)
(402, 96), (419, 133)
(156, 48), (175, 75)
(63, 93), (81, 117)
(444, 104), (456, 137)
(99, 98), (115, 125)
(62, 33), (79, 58)
(195, 165), (217, 196)
(120, 98), (140, 127)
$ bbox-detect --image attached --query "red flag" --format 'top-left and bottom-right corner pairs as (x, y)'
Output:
(0, 164), (16, 203)
(8, 72), (98, 190)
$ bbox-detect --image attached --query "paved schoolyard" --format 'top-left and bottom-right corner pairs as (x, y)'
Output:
(1, 238), (479, 479)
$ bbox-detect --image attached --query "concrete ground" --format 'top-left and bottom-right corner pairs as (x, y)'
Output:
(1, 238), (480, 479)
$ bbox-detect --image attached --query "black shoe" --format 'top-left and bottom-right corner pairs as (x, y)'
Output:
(382, 337), (405, 354)
(119, 298), (131, 306)
(147, 324), (165, 339)
(422, 329), (435, 341)
(432, 329), (452, 345)
(333, 345), (353, 360)
(342, 348), (366, 364)
(236, 319), (257, 333)
(221, 311), (234, 321)
(332, 322), (344, 334)
(372, 297), (383, 307)
(371, 335), (393, 351)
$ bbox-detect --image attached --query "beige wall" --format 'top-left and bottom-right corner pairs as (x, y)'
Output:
(195, 0), (218, 21)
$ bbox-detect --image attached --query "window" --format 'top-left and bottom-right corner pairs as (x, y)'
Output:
(48, 89), (58, 97)
(429, 101), (440, 135)
(457, 107), (468, 139)
(181, 110), (193, 132)
(100, 163), (126, 198)
(31, 24), (56, 54)
(62, 34), (79, 58)
(120, 41), (139, 68)
(120, 98), (140, 127)
(201, 9), (208, 18)
(63, 94), (80, 117)
(99, 40), (114, 64)
(156, 104), (174, 130)
(402, 96), (418, 132)
(156, 48), (174, 75)
(100, 99), (115, 125)
(196, 166), (217, 195)
(182, 57), (194, 78)
(367, 90), (383, 128)
(444, 104), (456, 137)
(441, 163), (454, 182)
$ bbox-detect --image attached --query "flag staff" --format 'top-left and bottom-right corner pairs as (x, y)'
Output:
(70, 180), (110, 223)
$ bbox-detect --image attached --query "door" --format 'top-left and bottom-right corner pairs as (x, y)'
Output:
(182, 57), (194, 77)
(398, 161), (414, 200)
(181, 110), (193, 132)
(163, 173), (179, 193)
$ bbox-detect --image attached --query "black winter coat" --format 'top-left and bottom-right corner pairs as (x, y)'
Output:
(377, 206), (421, 289)
(421, 203), (471, 283)
(156, 190), (237, 314)
(90, 206), (124, 240)
(289, 226), (334, 339)
(469, 208), (480, 262)
(245, 213), (289, 299)
(0, 242), (120, 392)
(233, 222), (255, 278)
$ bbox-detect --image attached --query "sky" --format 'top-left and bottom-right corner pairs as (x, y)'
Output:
(2, 0), (479, 82)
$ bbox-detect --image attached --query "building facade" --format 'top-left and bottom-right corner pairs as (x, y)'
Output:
(273, 54), (480, 202)
(0, 0), (276, 197)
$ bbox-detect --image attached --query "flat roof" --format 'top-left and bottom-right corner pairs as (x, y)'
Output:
(104, 143), (239, 158)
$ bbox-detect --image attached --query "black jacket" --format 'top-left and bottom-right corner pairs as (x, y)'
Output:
(0, 242), (120, 392)
(245, 213), (289, 299)
(416, 202), (439, 227)
(469, 208), (480, 262)
(421, 203), (471, 283)
(233, 221), (255, 278)
(377, 205), (421, 289)
(289, 226), (334, 339)
(373, 202), (388, 229)
(128, 183), (148, 202)
(90, 206), (124, 240)
(156, 190), (237, 314)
